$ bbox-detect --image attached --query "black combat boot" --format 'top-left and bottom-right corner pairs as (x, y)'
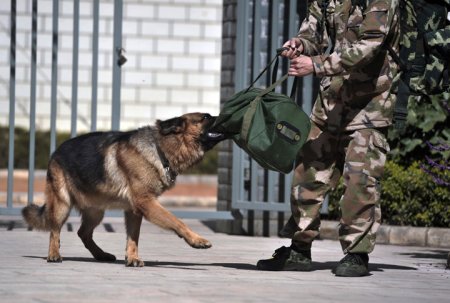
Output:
(334, 253), (369, 277)
(256, 245), (312, 271)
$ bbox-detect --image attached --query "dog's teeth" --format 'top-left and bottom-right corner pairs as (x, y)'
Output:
(208, 132), (220, 138)
(208, 132), (224, 139)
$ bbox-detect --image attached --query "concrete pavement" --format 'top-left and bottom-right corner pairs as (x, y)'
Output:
(0, 216), (449, 303)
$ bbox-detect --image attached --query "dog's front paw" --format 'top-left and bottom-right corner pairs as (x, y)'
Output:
(47, 254), (62, 263)
(187, 236), (212, 249)
(125, 256), (144, 267)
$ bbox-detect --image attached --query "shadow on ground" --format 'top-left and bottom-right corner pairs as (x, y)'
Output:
(396, 250), (449, 260)
(23, 255), (417, 272)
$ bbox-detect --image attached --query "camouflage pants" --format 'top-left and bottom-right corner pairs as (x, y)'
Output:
(280, 121), (389, 254)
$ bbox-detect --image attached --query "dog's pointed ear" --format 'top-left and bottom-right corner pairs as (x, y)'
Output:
(157, 117), (185, 135)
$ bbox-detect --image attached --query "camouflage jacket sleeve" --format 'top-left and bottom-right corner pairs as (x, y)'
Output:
(296, 1), (329, 56)
(311, 0), (398, 77)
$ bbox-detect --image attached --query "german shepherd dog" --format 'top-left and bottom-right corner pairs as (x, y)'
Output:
(22, 113), (224, 267)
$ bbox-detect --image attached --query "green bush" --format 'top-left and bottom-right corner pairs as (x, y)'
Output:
(380, 161), (449, 227)
(0, 126), (70, 169)
(388, 95), (450, 165)
(327, 161), (450, 227)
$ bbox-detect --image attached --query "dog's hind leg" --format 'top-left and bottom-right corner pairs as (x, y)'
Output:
(46, 197), (71, 262)
(137, 197), (212, 249)
(78, 208), (116, 262)
(45, 169), (72, 263)
(124, 210), (144, 267)
(47, 200), (71, 263)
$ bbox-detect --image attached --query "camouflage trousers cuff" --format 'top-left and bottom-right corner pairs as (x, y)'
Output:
(291, 240), (312, 251)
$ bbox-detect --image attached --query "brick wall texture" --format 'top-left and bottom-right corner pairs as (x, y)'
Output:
(216, 0), (235, 214)
(0, 0), (223, 131)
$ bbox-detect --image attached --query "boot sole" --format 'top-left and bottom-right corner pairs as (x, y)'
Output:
(256, 262), (312, 271)
(284, 262), (312, 271)
(335, 267), (369, 277)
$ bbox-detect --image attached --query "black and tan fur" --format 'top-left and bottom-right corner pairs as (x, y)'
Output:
(22, 113), (222, 267)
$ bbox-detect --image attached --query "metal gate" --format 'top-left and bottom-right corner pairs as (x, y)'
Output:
(0, 0), (233, 220)
(0, 0), (125, 216)
(230, 0), (318, 236)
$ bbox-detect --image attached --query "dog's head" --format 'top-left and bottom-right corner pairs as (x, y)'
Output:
(156, 113), (226, 151)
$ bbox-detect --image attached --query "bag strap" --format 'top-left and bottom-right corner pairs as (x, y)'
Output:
(246, 47), (288, 92)
(257, 73), (290, 98)
(393, 77), (410, 130)
(240, 96), (260, 143)
(270, 56), (298, 99)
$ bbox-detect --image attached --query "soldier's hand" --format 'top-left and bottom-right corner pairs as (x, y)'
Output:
(288, 55), (314, 77)
(281, 38), (303, 59)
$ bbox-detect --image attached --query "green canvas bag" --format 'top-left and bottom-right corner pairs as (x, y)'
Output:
(212, 52), (311, 174)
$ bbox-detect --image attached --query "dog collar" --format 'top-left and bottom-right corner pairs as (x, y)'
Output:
(155, 144), (178, 184)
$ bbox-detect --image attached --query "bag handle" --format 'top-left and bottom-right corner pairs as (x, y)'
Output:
(245, 47), (286, 92)
(245, 47), (298, 99)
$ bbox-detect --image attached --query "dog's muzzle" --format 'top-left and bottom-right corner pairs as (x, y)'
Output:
(201, 116), (227, 149)
(205, 116), (227, 141)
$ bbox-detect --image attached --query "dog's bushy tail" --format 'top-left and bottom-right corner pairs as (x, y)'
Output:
(22, 204), (50, 231)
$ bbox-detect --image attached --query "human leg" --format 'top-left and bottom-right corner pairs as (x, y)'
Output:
(283, 123), (342, 251)
(335, 128), (389, 276)
(257, 122), (342, 271)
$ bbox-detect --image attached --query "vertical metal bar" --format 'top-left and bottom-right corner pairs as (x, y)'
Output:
(231, 148), (244, 204)
(252, 1), (261, 86)
(28, 0), (38, 205)
(270, 0), (280, 62)
(50, 0), (59, 154)
(250, 0), (261, 205)
(71, 0), (80, 138)
(299, 0), (313, 115)
(111, 0), (123, 131)
(268, 0), (280, 205)
(302, 75), (313, 115)
(284, 171), (293, 204)
(234, 1), (249, 93)
(251, 0), (265, 236)
(271, 2), (285, 232)
(278, 0), (297, 207)
(288, 0), (298, 45)
(286, 0), (298, 93)
(7, 0), (17, 209)
(91, 0), (99, 132)
(267, 171), (276, 202)
(232, 0), (249, 208)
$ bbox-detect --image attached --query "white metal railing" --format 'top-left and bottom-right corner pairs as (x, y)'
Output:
(1, 0), (123, 216)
